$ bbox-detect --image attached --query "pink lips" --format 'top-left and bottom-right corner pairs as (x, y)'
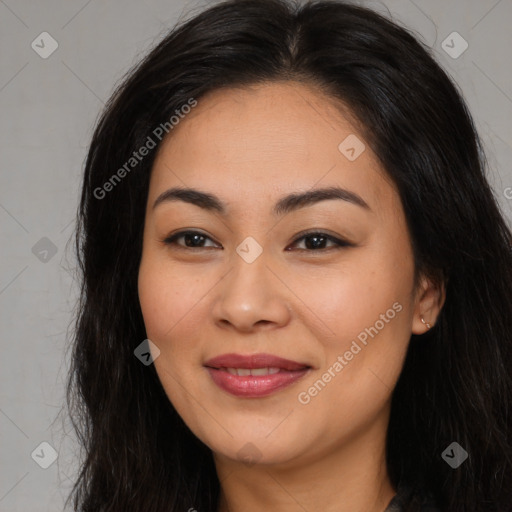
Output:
(204, 353), (311, 398)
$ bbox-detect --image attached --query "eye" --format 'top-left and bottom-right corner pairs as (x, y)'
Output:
(287, 231), (352, 252)
(162, 230), (352, 252)
(163, 230), (220, 249)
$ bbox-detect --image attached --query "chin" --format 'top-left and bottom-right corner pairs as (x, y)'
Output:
(197, 420), (316, 468)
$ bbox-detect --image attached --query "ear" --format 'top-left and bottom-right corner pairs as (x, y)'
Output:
(411, 273), (446, 335)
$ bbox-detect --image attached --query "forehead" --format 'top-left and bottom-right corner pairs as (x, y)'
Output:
(149, 81), (397, 217)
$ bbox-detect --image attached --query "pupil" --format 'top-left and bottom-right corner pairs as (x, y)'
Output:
(306, 235), (325, 249)
(187, 234), (204, 247)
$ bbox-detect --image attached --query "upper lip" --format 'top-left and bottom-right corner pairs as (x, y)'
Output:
(204, 353), (310, 371)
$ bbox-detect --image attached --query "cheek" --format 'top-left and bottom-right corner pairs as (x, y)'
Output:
(138, 256), (203, 344)
(294, 253), (412, 343)
(296, 288), (411, 436)
(296, 246), (414, 395)
(138, 258), (208, 402)
(138, 262), (172, 340)
(138, 257), (193, 350)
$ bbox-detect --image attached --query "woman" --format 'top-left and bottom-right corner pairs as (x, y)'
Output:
(66, 0), (512, 511)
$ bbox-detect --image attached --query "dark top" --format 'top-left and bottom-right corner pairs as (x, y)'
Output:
(384, 485), (441, 512)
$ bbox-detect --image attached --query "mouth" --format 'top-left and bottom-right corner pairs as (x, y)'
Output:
(203, 353), (312, 397)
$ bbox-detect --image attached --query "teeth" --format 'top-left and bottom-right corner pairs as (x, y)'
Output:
(223, 367), (281, 376)
(251, 367), (272, 376)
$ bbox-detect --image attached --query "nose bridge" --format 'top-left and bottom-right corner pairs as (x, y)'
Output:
(212, 238), (290, 330)
(226, 240), (274, 306)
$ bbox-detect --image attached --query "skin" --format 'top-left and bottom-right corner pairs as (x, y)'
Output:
(137, 81), (445, 512)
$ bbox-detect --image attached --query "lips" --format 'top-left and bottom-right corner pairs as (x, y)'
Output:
(204, 353), (311, 398)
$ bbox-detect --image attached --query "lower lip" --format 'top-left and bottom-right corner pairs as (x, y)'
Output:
(205, 367), (310, 397)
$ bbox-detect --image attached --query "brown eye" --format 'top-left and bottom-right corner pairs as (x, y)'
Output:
(163, 230), (352, 252)
(288, 232), (352, 251)
(163, 230), (220, 249)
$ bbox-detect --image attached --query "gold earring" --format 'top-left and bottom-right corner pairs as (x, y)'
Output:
(420, 316), (431, 330)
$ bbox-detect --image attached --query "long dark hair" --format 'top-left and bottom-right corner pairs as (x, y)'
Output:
(66, 0), (512, 510)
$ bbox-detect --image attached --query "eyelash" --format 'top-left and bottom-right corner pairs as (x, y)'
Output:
(162, 230), (352, 252)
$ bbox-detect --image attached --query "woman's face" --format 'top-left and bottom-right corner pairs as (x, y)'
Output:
(138, 81), (439, 467)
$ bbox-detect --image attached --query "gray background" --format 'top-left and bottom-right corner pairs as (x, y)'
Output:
(1, 0), (511, 510)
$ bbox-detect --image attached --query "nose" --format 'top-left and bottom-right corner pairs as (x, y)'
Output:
(211, 249), (292, 333)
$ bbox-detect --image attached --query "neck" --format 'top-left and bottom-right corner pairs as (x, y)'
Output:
(214, 410), (395, 512)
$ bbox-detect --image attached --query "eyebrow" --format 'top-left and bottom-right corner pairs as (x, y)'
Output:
(152, 185), (371, 216)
